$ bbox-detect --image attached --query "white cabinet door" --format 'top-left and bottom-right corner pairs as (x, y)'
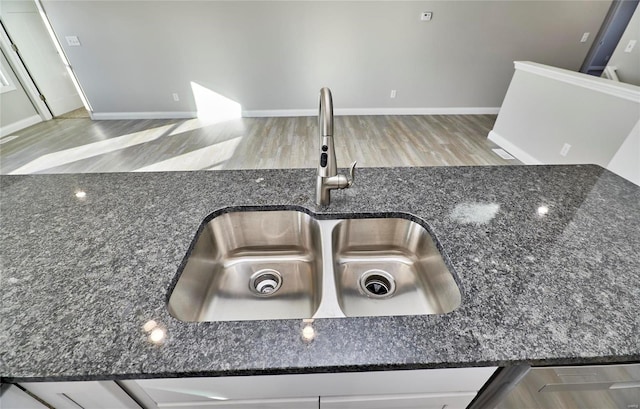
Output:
(130, 367), (497, 402)
(202, 398), (317, 408)
(127, 395), (317, 409)
(18, 381), (141, 409)
(119, 380), (317, 409)
(125, 367), (497, 408)
(322, 392), (478, 409)
(0, 384), (49, 409)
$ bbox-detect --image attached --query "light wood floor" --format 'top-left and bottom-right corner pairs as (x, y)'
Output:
(0, 115), (519, 174)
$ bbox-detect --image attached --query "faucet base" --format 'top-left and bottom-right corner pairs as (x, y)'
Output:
(316, 161), (357, 206)
(316, 175), (347, 206)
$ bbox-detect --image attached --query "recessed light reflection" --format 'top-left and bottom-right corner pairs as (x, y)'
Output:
(143, 320), (158, 332)
(301, 319), (316, 342)
(537, 206), (549, 216)
(75, 190), (87, 199)
(149, 328), (166, 343)
(143, 319), (166, 344)
(302, 325), (315, 340)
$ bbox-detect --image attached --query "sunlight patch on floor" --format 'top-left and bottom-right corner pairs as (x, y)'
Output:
(168, 116), (244, 137)
(132, 136), (242, 172)
(8, 124), (176, 174)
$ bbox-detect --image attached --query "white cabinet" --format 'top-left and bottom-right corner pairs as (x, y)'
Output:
(17, 381), (141, 409)
(1, 384), (49, 409)
(496, 364), (640, 409)
(121, 367), (497, 409)
(321, 392), (479, 409)
(9, 367), (496, 409)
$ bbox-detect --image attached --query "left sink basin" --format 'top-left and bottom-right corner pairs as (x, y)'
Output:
(168, 210), (323, 321)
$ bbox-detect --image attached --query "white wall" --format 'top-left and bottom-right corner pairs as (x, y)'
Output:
(0, 51), (41, 136)
(605, 3), (640, 86)
(39, 0), (611, 118)
(489, 62), (640, 185)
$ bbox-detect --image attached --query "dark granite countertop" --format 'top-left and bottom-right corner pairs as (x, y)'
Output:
(1, 165), (639, 381)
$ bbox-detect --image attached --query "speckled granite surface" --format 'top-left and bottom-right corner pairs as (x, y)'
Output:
(1, 165), (639, 381)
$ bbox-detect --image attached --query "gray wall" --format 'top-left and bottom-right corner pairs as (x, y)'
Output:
(41, 1), (611, 116)
(606, 4), (640, 85)
(0, 50), (39, 130)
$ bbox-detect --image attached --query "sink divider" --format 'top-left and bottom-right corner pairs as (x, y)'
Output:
(312, 219), (347, 319)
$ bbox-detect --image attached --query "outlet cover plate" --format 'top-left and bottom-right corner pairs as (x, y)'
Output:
(65, 36), (81, 47)
(421, 12), (433, 21)
(624, 40), (637, 53)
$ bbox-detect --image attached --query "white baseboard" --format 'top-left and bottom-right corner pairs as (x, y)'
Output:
(90, 111), (197, 120)
(488, 130), (542, 165)
(243, 107), (501, 117)
(243, 109), (316, 117)
(89, 108), (501, 120)
(0, 115), (42, 138)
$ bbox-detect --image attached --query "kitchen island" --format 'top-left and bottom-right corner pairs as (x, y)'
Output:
(1, 165), (639, 382)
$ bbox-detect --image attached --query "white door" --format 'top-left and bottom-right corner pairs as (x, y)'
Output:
(0, 0), (83, 116)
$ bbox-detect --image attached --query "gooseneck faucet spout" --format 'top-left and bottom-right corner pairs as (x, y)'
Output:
(316, 87), (356, 206)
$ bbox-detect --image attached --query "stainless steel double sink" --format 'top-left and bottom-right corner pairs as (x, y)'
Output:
(168, 208), (461, 322)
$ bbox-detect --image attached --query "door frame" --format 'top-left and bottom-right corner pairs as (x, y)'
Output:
(0, 19), (53, 121)
(33, 0), (92, 114)
(0, 0), (92, 120)
(580, 0), (640, 76)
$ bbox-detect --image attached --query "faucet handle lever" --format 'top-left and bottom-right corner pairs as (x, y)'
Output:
(346, 161), (357, 188)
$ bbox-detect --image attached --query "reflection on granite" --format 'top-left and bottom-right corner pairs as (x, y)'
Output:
(1, 165), (639, 381)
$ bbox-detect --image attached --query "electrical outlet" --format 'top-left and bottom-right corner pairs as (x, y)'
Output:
(390, 90), (397, 99)
(65, 36), (81, 47)
(624, 40), (637, 53)
(420, 12), (432, 21)
(560, 143), (571, 157)
(172, 93), (180, 102)
(580, 32), (589, 43)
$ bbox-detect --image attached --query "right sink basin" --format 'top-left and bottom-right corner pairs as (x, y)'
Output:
(331, 218), (461, 317)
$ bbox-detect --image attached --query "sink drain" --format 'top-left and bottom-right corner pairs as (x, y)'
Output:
(250, 269), (283, 296)
(359, 270), (396, 298)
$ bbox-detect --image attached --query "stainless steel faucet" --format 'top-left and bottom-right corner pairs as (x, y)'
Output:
(316, 87), (356, 206)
